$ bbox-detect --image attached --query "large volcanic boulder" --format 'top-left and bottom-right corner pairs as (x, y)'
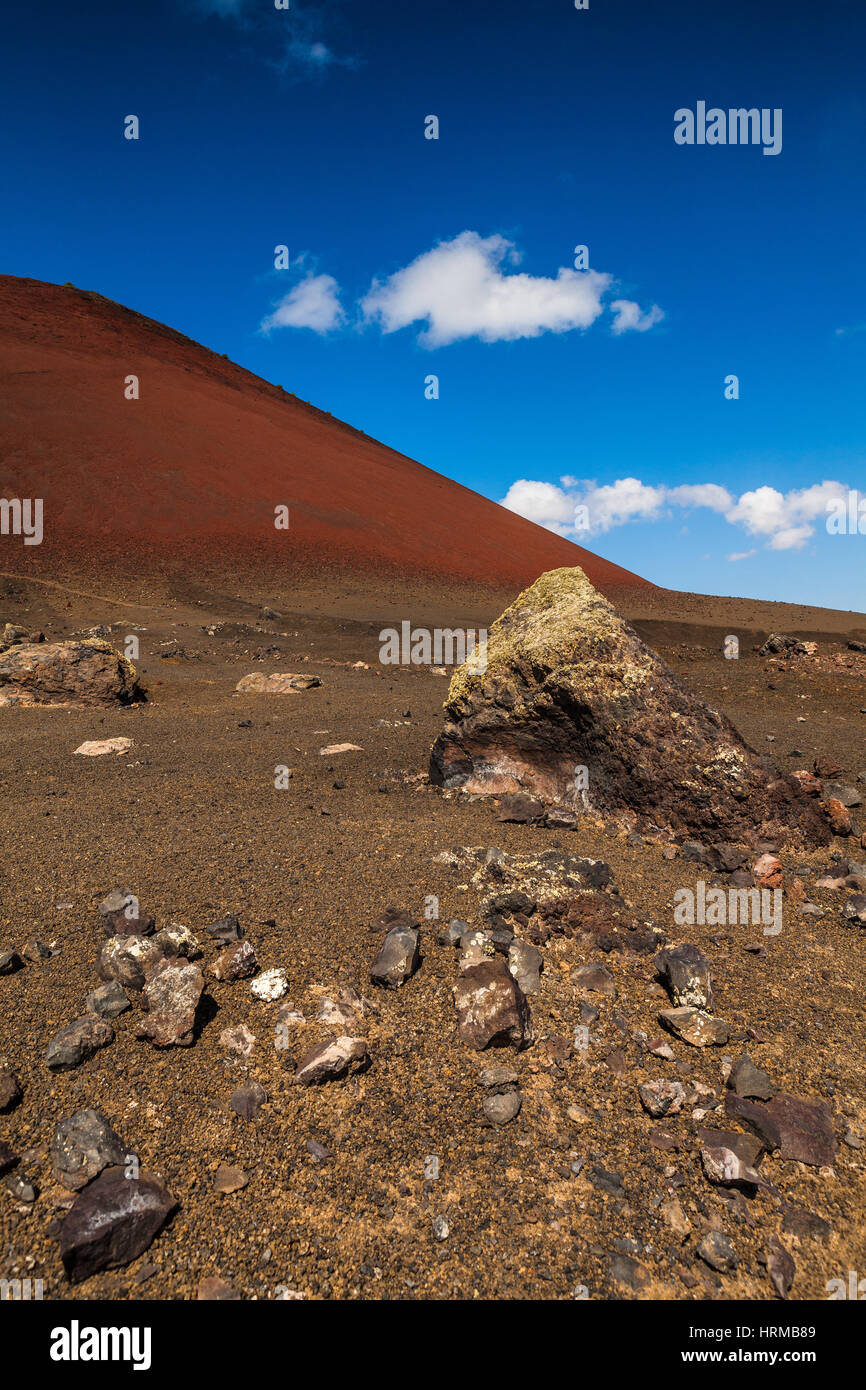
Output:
(0, 637), (143, 707)
(430, 568), (829, 848)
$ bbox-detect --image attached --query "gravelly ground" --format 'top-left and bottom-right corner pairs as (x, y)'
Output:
(1, 570), (865, 1301)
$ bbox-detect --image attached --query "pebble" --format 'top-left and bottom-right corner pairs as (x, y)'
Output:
(637, 1080), (686, 1117)
(658, 1007), (729, 1047)
(698, 1230), (738, 1272)
(483, 1091), (522, 1125)
(230, 1080), (267, 1121)
(251, 966), (288, 1001)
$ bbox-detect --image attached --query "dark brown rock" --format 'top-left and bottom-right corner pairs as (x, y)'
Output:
(0, 1067), (22, 1112)
(724, 1092), (782, 1149)
(59, 1167), (177, 1283)
(453, 958), (531, 1049)
(429, 568), (830, 847)
(767, 1235), (795, 1298)
(764, 1093), (837, 1165)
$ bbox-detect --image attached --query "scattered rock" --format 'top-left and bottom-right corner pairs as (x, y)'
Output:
(98, 888), (155, 937)
(219, 1023), (256, 1056)
(136, 959), (204, 1047)
(22, 936), (52, 962)
(638, 1079), (686, 1117)
(236, 672), (321, 694)
(823, 797), (854, 837)
(213, 1164), (248, 1194)
(0, 1067), (22, 1112)
(752, 853), (783, 889)
(50, 1110), (127, 1190)
(74, 737), (134, 756)
(507, 939), (543, 994)
(60, 1167), (177, 1283)
(483, 1091), (522, 1125)
(230, 1081), (267, 1121)
(764, 1093), (837, 1166)
(698, 1230), (738, 1272)
(46, 1016), (114, 1071)
(250, 966), (288, 1001)
(654, 944), (712, 1008)
(99, 934), (164, 990)
(724, 1093), (782, 1150)
(85, 981), (131, 1019)
(766, 1235), (795, 1298)
(571, 961), (616, 997)
(370, 925), (420, 988)
(453, 959), (531, 1050)
(0, 948), (22, 974)
(728, 1054), (776, 1100)
(294, 1036), (368, 1085)
(197, 1276), (240, 1300)
(207, 915), (244, 944)
(658, 1007), (729, 1047)
(210, 940), (258, 982)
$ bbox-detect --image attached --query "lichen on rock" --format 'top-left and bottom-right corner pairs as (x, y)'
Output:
(430, 567), (829, 848)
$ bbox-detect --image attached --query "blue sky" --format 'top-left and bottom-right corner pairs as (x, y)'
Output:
(2, 0), (864, 606)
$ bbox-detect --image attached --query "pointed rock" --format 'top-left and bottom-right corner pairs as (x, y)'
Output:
(429, 567), (829, 846)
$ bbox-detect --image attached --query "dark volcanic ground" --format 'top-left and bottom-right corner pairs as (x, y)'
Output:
(1, 569), (865, 1301)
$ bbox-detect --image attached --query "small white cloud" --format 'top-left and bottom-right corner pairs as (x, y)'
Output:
(261, 273), (344, 333)
(361, 232), (613, 348)
(609, 299), (664, 334)
(499, 473), (857, 556)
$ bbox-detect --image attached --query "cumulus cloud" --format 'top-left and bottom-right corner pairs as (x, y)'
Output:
(727, 549), (757, 562)
(361, 232), (625, 347)
(609, 299), (665, 335)
(261, 273), (344, 333)
(500, 475), (853, 554)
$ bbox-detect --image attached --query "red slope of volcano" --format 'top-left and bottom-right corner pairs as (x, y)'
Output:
(0, 276), (650, 592)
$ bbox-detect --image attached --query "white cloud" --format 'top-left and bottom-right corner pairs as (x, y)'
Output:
(361, 232), (619, 347)
(500, 474), (855, 554)
(261, 273), (344, 333)
(610, 299), (665, 335)
(725, 481), (849, 549)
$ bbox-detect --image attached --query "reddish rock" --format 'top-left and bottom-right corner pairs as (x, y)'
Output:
(210, 939), (258, 982)
(823, 797), (854, 837)
(752, 853), (783, 889)
(453, 958), (531, 1050)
